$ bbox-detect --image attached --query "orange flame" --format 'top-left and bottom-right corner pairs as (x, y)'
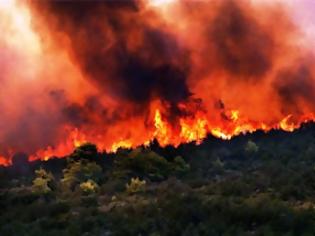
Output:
(154, 109), (170, 145)
(279, 115), (296, 132)
(9, 108), (315, 164)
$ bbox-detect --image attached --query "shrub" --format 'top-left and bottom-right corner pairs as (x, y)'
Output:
(126, 177), (146, 194)
(80, 179), (99, 195)
(245, 140), (259, 154)
(31, 167), (55, 195)
(173, 156), (190, 176)
(113, 149), (172, 181)
(61, 159), (102, 191)
(113, 149), (190, 181)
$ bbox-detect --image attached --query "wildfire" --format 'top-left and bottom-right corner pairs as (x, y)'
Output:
(180, 118), (208, 144)
(154, 109), (170, 146)
(210, 128), (232, 140)
(230, 110), (240, 122)
(279, 115), (296, 132)
(4, 107), (315, 165)
(111, 140), (133, 153)
(1, 0), (315, 165)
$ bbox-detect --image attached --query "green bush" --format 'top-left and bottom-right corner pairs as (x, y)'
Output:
(61, 159), (102, 192)
(126, 177), (146, 194)
(173, 156), (190, 176)
(80, 179), (99, 195)
(31, 167), (55, 195)
(245, 140), (259, 154)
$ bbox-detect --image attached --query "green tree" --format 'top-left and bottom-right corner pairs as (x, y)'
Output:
(113, 148), (172, 181)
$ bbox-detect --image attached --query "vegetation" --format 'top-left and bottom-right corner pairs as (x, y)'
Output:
(60, 158), (102, 192)
(2, 124), (315, 235)
(80, 179), (99, 195)
(31, 167), (55, 196)
(126, 177), (146, 194)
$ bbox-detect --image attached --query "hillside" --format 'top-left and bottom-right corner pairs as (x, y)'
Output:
(1, 124), (315, 235)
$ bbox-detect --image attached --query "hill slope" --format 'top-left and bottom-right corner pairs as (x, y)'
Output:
(1, 124), (315, 235)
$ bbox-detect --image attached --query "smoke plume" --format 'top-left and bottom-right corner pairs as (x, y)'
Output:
(0, 0), (314, 164)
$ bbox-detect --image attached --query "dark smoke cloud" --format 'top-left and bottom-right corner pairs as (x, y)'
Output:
(49, 89), (151, 129)
(275, 63), (315, 113)
(209, 0), (274, 79)
(30, 0), (191, 109)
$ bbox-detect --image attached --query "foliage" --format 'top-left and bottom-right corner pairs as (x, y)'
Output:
(71, 143), (98, 159)
(31, 167), (55, 195)
(4, 125), (315, 235)
(112, 149), (171, 180)
(126, 177), (146, 194)
(245, 140), (259, 154)
(112, 148), (190, 181)
(80, 179), (99, 195)
(173, 156), (190, 176)
(61, 159), (102, 191)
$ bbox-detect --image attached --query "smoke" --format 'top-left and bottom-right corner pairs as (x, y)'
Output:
(209, 0), (274, 78)
(0, 0), (92, 158)
(30, 1), (191, 106)
(0, 0), (315, 163)
(275, 60), (315, 114)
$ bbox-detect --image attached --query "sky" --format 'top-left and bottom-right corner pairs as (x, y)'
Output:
(256, 0), (315, 47)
